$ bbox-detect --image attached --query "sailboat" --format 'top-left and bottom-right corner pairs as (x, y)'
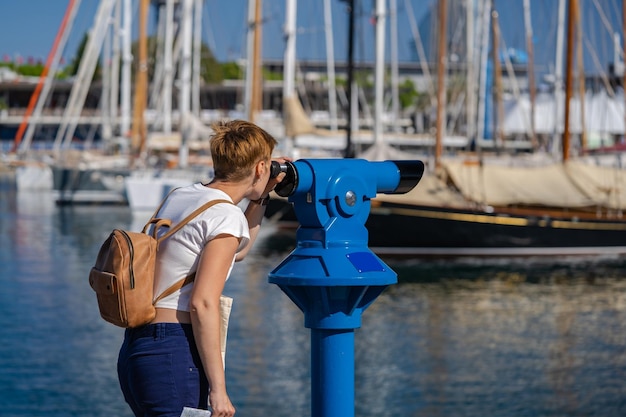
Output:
(363, 0), (626, 258)
(269, 0), (626, 259)
(11, 0), (133, 204)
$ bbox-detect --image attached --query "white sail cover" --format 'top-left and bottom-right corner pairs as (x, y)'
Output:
(440, 159), (626, 210)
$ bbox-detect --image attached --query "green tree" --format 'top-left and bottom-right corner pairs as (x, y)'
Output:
(15, 63), (45, 77)
(199, 44), (223, 84)
(399, 78), (418, 109)
(221, 61), (243, 80)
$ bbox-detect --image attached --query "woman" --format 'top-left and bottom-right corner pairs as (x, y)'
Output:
(117, 120), (287, 417)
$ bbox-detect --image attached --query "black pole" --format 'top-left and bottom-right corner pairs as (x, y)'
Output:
(343, 0), (356, 158)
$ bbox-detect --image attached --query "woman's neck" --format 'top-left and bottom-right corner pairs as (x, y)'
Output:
(204, 180), (249, 205)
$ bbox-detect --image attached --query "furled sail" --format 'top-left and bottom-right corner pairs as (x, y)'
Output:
(282, 95), (317, 137)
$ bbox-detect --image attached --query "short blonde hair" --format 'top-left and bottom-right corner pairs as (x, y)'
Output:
(210, 120), (277, 181)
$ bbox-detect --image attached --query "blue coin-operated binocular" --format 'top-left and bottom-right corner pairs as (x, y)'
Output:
(269, 159), (423, 417)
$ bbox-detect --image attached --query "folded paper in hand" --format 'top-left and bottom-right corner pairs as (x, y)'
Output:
(180, 406), (212, 416)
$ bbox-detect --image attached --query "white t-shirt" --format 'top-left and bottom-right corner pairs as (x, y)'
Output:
(152, 184), (250, 311)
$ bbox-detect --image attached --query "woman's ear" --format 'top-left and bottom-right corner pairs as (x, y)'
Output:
(256, 159), (268, 176)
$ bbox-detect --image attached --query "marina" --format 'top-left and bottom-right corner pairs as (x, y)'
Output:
(2, 1), (626, 415)
(3, 0), (626, 258)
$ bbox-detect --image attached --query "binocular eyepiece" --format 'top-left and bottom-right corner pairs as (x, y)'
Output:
(270, 160), (289, 179)
(270, 160), (299, 197)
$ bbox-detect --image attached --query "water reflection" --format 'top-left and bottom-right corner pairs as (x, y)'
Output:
(1, 188), (626, 416)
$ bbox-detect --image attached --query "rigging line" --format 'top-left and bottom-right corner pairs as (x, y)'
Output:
(202, 0), (218, 57)
(582, 36), (614, 96)
(403, 0), (435, 105)
(494, 25), (521, 98)
(591, 0), (618, 39)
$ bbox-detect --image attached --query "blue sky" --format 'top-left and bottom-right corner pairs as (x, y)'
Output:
(0, 0), (622, 78)
(0, 0), (431, 65)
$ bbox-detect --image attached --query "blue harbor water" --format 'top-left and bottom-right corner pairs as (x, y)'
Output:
(1, 181), (626, 416)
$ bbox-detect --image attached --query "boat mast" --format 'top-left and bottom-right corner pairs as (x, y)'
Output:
(523, 0), (537, 149)
(323, 0), (338, 132)
(121, 0), (132, 142)
(244, 0), (253, 122)
(245, 0), (263, 123)
(131, 0), (149, 160)
(465, 0), (477, 149)
(389, 0), (399, 133)
(110, 0), (121, 139)
(192, 0), (202, 117)
(102, 8), (113, 145)
(575, 0), (585, 150)
(476, 0), (491, 155)
(435, 0), (448, 168)
(553, 0), (566, 155)
(372, 0), (386, 160)
(162, 0), (175, 134)
(178, 0), (193, 168)
(343, 0), (356, 158)
(282, 0), (296, 154)
(283, 0), (296, 103)
(491, 2), (503, 152)
(563, 0), (578, 162)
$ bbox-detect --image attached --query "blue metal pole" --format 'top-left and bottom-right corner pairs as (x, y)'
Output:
(311, 328), (355, 417)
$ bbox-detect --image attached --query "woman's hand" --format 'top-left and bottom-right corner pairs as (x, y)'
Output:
(262, 156), (292, 196)
(209, 389), (235, 416)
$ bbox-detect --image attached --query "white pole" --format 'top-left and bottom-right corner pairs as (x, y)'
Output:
(323, 0), (338, 131)
(390, 0), (400, 133)
(283, 0), (296, 99)
(476, 0), (491, 144)
(110, 0), (121, 137)
(163, 0), (174, 133)
(192, 0), (202, 117)
(554, 0), (566, 148)
(120, 0), (132, 139)
(373, 0), (386, 158)
(102, 12), (112, 143)
(244, 0), (256, 120)
(179, 0), (193, 168)
(466, 0), (476, 145)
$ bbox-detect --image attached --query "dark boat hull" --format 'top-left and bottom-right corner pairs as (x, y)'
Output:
(267, 199), (626, 258)
(366, 202), (626, 257)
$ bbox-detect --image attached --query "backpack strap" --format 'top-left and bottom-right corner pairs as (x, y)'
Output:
(153, 272), (195, 305)
(156, 198), (233, 242)
(140, 187), (180, 236)
(141, 190), (233, 241)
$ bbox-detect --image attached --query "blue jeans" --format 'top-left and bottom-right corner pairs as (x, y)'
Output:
(117, 323), (209, 417)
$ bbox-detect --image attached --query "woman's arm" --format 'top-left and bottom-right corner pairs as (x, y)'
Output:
(235, 199), (267, 261)
(190, 234), (239, 416)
